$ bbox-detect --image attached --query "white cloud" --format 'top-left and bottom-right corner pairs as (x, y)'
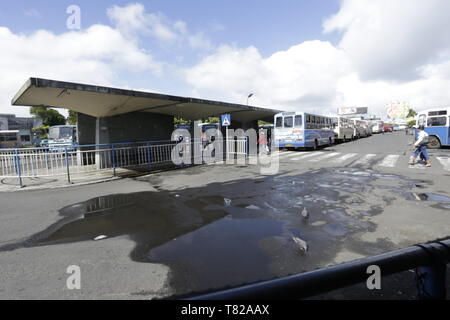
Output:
(186, 0), (450, 117)
(324, 0), (450, 82)
(185, 41), (350, 114)
(107, 3), (212, 50)
(5, 1), (450, 120)
(0, 24), (162, 116)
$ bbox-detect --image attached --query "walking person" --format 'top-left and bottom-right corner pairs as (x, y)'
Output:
(409, 126), (431, 167)
(258, 130), (269, 154)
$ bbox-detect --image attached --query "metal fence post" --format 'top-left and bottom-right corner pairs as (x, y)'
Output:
(147, 142), (152, 169)
(64, 148), (71, 184)
(44, 152), (49, 171)
(14, 149), (23, 188)
(111, 144), (116, 176)
(246, 136), (250, 157)
(417, 263), (447, 300)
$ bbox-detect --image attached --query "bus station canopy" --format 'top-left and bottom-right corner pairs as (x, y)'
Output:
(12, 78), (280, 123)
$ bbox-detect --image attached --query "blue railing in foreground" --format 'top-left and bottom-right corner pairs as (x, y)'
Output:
(174, 238), (449, 300)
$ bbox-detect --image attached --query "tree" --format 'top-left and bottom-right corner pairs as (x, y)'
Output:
(202, 117), (219, 124)
(258, 120), (271, 126)
(407, 109), (417, 118)
(407, 120), (417, 128)
(32, 126), (50, 139)
(174, 117), (191, 125)
(67, 110), (78, 125)
(30, 106), (66, 127)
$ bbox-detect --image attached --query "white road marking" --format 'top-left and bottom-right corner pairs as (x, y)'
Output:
(352, 154), (377, 166)
(277, 151), (297, 158)
(308, 152), (340, 162)
(282, 152), (312, 160)
(409, 164), (426, 170)
(282, 151), (309, 159)
(436, 157), (450, 171)
(291, 152), (325, 161)
(378, 155), (400, 168)
(330, 153), (358, 164)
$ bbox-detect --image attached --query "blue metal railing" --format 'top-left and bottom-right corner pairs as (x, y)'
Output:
(174, 238), (449, 300)
(0, 138), (249, 187)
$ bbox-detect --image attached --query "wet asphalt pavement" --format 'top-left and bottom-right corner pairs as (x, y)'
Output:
(0, 131), (449, 299)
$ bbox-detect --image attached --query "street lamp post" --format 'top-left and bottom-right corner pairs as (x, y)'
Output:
(247, 93), (254, 106)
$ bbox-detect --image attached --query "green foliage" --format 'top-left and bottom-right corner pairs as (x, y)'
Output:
(407, 120), (417, 128)
(203, 117), (219, 124)
(32, 125), (50, 139)
(407, 109), (417, 118)
(258, 120), (271, 126)
(30, 106), (66, 127)
(67, 110), (78, 125)
(174, 117), (191, 125)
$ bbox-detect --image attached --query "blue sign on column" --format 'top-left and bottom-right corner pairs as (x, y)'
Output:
(221, 114), (231, 127)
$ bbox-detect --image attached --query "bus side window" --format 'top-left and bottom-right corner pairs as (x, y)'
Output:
(294, 115), (303, 128)
(427, 116), (446, 127)
(307, 115), (313, 129)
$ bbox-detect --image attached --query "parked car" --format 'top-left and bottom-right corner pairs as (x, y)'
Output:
(39, 139), (49, 148)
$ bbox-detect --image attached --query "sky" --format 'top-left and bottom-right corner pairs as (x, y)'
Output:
(1, 0), (450, 118)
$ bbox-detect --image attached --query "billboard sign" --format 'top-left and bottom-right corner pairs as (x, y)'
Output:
(386, 101), (410, 120)
(338, 107), (368, 115)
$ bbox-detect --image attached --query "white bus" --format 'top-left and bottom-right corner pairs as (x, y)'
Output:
(274, 112), (335, 150)
(352, 119), (367, 139)
(331, 116), (355, 142)
(372, 121), (384, 134)
(362, 120), (373, 137)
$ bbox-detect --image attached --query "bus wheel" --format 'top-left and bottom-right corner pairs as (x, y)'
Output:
(428, 136), (441, 149)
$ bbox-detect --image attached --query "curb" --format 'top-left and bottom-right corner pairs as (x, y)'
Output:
(0, 176), (123, 193)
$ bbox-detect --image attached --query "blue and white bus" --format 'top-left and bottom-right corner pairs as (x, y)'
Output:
(48, 125), (77, 151)
(416, 108), (450, 148)
(274, 112), (335, 150)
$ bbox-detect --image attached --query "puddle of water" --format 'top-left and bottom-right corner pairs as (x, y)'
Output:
(1, 166), (445, 297)
(0, 192), (229, 256)
(146, 218), (284, 293)
(411, 193), (450, 202)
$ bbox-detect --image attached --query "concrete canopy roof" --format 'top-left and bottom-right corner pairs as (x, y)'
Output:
(12, 78), (281, 123)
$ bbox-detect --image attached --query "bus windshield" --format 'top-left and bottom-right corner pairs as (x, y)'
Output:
(284, 117), (294, 128)
(275, 117), (283, 128)
(49, 126), (76, 140)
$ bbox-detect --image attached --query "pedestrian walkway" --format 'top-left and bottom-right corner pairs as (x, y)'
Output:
(277, 150), (450, 172)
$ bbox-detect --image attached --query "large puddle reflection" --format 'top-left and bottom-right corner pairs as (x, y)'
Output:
(1, 167), (449, 296)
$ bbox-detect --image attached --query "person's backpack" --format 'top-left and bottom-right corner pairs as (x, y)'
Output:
(420, 134), (429, 146)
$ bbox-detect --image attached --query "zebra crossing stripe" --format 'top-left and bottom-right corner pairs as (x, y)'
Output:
(409, 164), (426, 170)
(330, 153), (358, 164)
(283, 152), (312, 160)
(352, 154), (377, 165)
(308, 152), (340, 162)
(378, 155), (400, 168)
(277, 151), (297, 158)
(436, 157), (450, 171)
(283, 151), (310, 159)
(291, 152), (325, 161)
